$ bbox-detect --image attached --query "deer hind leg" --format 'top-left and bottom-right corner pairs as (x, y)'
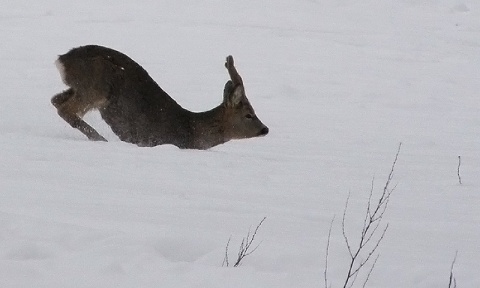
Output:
(51, 88), (107, 142)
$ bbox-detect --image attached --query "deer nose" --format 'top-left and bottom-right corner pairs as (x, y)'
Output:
(259, 127), (269, 136)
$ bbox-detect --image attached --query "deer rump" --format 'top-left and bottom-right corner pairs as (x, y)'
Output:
(52, 45), (268, 149)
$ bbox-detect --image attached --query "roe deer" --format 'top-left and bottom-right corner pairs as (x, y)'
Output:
(51, 45), (268, 149)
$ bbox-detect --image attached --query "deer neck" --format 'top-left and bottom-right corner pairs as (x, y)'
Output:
(189, 104), (227, 149)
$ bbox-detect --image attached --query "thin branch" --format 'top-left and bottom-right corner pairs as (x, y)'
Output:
(229, 217), (267, 267)
(448, 251), (458, 288)
(362, 219), (383, 248)
(348, 271), (359, 288)
(457, 156), (462, 185)
(362, 177), (376, 237)
(362, 254), (380, 288)
(342, 192), (354, 258)
(338, 143), (401, 288)
(324, 216), (335, 288)
(222, 236), (231, 267)
(383, 143), (401, 192)
(350, 224), (389, 277)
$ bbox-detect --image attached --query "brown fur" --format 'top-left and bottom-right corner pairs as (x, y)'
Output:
(51, 45), (268, 149)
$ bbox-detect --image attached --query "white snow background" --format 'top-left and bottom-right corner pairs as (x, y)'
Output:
(1, 0), (479, 287)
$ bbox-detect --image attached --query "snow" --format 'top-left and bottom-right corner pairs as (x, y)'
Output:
(1, 0), (480, 287)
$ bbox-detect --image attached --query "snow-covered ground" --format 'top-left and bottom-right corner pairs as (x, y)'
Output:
(1, 0), (480, 287)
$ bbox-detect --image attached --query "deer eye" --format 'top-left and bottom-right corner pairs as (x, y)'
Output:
(245, 114), (253, 119)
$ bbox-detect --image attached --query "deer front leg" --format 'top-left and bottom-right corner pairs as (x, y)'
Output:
(52, 90), (107, 142)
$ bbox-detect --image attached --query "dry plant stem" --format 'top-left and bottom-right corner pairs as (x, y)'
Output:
(234, 217), (266, 267)
(223, 217), (266, 267)
(222, 237), (231, 267)
(341, 192), (389, 288)
(448, 251), (458, 288)
(457, 156), (462, 185)
(336, 143), (401, 288)
(362, 254), (379, 288)
(324, 216), (335, 288)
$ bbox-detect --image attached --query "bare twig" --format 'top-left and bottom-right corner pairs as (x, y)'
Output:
(324, 216), (335, 288)
(342, 192), (354, 258)
(362, 254), (379, 288)
(457, 156), (462, 185)
(324, 143), (401, 288)
(448, 251), (458, 288)
(223, 217), (266, 267)
(222, 237), (231, 267)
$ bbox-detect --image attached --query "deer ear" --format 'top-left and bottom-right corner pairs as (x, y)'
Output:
(223, 80), (234, 100)
(224, 82), (244, 108)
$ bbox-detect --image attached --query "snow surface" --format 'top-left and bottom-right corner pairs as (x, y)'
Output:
(1, 0), (480, 287)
